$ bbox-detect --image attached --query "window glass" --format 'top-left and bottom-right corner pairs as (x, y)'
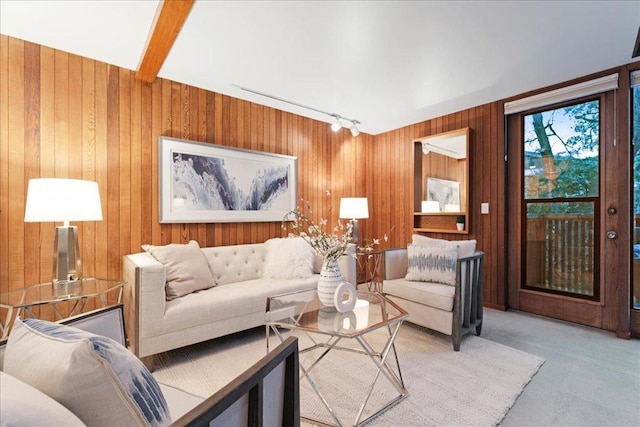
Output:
(524, 100), (599, 200)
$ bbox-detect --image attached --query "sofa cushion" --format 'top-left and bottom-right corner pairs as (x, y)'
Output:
(263, 237), (314, 279)
(144, 240), (217, 300)
(161, 276), (318, 335)
(3, 317), (171, 427)
(412, 234), (477, 258)
(384, 278), (455, 312)
(202, 243), (266, 285)
(0, 371), (86, 427)
(405, 244), (458, 286)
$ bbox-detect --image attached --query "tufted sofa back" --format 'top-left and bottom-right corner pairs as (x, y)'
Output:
(202, 243), (267, 285)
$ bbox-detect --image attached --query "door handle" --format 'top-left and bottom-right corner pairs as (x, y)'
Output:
(606, 230), (618, 239)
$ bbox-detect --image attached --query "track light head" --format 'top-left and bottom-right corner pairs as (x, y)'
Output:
(350, 122), (360, 137)
(331, 116), (342, 132)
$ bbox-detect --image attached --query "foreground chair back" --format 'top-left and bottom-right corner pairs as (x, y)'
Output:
(173, 336), (300, 427)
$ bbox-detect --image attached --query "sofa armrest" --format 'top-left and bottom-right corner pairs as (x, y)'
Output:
(123, 253), (167, 358)
(383, 248), (408, 280)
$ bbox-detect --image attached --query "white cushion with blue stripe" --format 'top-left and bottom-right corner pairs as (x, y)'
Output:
(405, 244), (458, 286)
(3, 317), (171, 427)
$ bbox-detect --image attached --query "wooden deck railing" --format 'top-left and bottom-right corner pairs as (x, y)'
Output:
(526, 215), (595, 296)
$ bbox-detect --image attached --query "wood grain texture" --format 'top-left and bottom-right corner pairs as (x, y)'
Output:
(0, 36), (365, 305)
(136, 0), (195, 83)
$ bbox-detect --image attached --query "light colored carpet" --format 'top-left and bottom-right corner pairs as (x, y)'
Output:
(153, 323), (544, 426)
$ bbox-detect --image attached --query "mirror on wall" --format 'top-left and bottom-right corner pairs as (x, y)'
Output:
(413, 128), (470, 234)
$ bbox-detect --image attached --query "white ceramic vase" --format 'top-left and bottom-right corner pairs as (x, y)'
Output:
(317, 259), (343, 306)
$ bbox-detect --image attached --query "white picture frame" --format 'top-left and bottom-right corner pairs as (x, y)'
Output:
(159, 137), (298, 223)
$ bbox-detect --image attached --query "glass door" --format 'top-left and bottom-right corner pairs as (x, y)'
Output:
(507, 90), (620, 328)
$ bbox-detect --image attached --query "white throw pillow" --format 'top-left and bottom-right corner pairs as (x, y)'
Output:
(3, 317), (171, 427)
(263, 237), (315, 279)
(143, 240), (217, 300)
(0, 371), (85, 427)
(405, 244), (458, 286)
(412, 234), (477, 258)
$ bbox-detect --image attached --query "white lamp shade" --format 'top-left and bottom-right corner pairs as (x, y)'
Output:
(339, 197), (369, 219)
(24, 178), (103, 222)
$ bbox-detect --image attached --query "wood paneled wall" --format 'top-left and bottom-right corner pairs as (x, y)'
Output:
(366, 105), (506, 308)
(0, 36), (370, 295)
(1, 35), (507, 308)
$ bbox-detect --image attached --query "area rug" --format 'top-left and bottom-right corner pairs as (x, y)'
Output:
(153, 323), (544, 426)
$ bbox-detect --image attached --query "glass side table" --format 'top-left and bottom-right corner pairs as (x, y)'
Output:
(266, 288), (408, 426)
(355, 249), (385, 293)
(0, 278), (124, 339)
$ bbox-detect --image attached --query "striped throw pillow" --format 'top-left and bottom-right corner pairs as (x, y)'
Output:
(405, 244), (458, 286)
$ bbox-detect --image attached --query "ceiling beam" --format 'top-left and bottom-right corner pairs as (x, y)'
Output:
(136, 0), (195, 83)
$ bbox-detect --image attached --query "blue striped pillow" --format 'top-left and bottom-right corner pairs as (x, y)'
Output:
(405, 244), (458, 285)
(3, 317), (171, 427)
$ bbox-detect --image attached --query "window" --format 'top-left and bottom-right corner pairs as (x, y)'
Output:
(523, 100), (600, 299)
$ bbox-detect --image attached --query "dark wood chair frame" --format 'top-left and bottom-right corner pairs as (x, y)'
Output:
(452, 253), (484, 351)
(172, 336), (300, 427)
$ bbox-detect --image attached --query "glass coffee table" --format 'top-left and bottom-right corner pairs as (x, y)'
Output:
(265, 288), (409, 426)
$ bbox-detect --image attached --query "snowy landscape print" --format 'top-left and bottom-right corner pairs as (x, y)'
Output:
(159, 138), (297, 223)
(171, 151), (290, 213)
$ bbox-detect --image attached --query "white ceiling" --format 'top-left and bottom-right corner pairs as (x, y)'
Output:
(1, 1), (638, 135)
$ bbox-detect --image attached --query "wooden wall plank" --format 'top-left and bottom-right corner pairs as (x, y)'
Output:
(119, 68), (132, 272)
(94, 61), (108, 280)
(82, 56), (97, 279)
(0, 35), (9, 287)
(7, 37), (25, 289)
(130, 75), (143, 254)
(23, 42), (40, 286)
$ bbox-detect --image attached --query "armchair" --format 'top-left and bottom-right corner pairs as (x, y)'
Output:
(383, 247), (484, 351)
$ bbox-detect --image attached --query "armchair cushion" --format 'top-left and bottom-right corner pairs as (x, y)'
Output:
(405, 244), (458, 286)
(144, 240), (217, 300)
(3, 317), (171, 427)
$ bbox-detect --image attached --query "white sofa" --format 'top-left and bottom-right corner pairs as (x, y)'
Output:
(382, 235), (484, 351)
(123, 239), (356, 363)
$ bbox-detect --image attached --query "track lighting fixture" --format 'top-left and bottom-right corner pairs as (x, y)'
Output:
(234, 84), (362, 137)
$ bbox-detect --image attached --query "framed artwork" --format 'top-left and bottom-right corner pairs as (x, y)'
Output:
(426, 177), (461, 212)
(159, 137), (297, 223)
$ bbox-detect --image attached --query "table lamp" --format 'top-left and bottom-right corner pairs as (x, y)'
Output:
(24, 178), (103, 289)
(339, 197), (369, 246)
